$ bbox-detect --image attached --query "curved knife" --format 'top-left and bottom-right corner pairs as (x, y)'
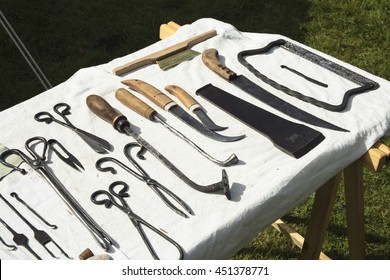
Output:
(202, 48), (349, 132)
(121, 79), (245, 142)
(164, 85), (227, 131)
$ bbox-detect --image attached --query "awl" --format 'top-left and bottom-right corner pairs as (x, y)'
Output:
(202, 48), (349, 132)
(165, 85), (227, 131)
(121, 79), (245, 142)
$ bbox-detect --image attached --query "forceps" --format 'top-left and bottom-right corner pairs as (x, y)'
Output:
(35, 103), (112, 153)
(0, 136), (114, 250)
(96, 142), (192, 218)
(91, 181), (184, 260)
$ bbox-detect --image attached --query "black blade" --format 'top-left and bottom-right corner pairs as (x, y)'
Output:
(169, 106), (245, 142)
(231, 75), (349, 132)
(197, 84), (325, 158)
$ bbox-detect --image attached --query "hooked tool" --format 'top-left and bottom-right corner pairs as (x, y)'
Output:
(91, 181), (184, 260)
(10, 192), (58, 229)
(0, 217), (41, 259)
(115, 88), (238, 166)
(96, 147), (192, 218)
(121, 79), (245, 142)
(0, 235), (17, 251)
(86, 95), (231, 199)
(164, 85), (227, 131)
(0, 192), (70, 259)
(202, 48), (349, 132)
(237, 39), (379, 111)
(0, 136), (114, 250)
(35, 103), (112, 153)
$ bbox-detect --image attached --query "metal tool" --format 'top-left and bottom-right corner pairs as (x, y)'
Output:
(202, 48), (349, 132)
(121, 79), (245, 142)
(96, 152), (192, 218)
(0, 136), (114, 250)
(197, 84), (325, 158)
(280, 65), (328, 88)
(0, 217), (41, 259)
(10, 192), (58, 229)
(115, 88), (238, 167)
(91, 181), (184, 260)
(47, 139), (84, 171)
(0, 193), (70, 259)
(34, 103), (112, 153)
(113, 29), (217, 75)
(237, 39), (380, 111)
(86, 95), (231, 200)
(165, 85), (227, 131)
(0, 235), (17, 251)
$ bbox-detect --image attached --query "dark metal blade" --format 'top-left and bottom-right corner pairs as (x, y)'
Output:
(231, 75), (349, 132)
(196, 84), (325, 158)
(169, 106), (245, 142)
(193, 109), (227, 131)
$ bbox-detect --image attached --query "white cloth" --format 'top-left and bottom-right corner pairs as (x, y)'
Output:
(0, 18), (389, 260)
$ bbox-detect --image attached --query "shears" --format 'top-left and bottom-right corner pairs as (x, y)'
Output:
(35, 102), (112, 153)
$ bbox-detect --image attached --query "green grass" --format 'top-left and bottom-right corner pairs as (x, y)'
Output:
(0, 0), (389, 259)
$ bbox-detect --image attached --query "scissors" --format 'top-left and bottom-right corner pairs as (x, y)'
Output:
(0, 136), (114, 251)
(35, 103), (112, 154)
(96, 143), (193, 218)
(91, 181), (184, 260)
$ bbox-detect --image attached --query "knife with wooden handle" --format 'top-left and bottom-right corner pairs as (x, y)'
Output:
(115, 88), (238, 167)
(165, 85), (227, 131)
(121, 79), (245, 142)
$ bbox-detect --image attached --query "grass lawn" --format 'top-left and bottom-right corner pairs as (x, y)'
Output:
(0, 0), (389, 259)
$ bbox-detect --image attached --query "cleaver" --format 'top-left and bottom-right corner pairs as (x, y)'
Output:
(196, 84), (325, 158)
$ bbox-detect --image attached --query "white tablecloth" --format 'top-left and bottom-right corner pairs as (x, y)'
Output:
(0, 18), (389, 260)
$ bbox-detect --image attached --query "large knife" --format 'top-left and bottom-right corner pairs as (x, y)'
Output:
(202, 49), (349, 132)
(121, 79), (245, 142)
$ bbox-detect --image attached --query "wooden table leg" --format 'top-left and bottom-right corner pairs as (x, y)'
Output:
(344, 161), (366, 259)
(300, 173), (341, 259)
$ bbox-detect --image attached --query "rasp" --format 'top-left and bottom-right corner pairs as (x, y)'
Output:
(121, 79), (245, 142)
(202, 48), (349, 132)
(196, 84), (325, 158)
(164, 85), (227, 131)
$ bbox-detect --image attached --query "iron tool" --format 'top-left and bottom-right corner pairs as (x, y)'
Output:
(0, 136), (114, 250)
(86, 95), (231, 199)
(202, 48), (348, 132)
(121, 79), (245, 142)
(237, 39), (379, 111)
(165, 85), (227, 131)
(0, 217), (41, 259)
(0, 193), (70, 259)
(35, 103), (112, 153)
(115, 88), (238, 166)
(91, 181), (184, 260)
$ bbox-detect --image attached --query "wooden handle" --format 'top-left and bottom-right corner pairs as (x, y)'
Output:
(115, 88), (156, 120)
(121, 79), (176, 111)
(113, 29), (217, 76)
(165, 85), (201, 111)
(202, 48), (237, 81)
(86, 95), (123, 127)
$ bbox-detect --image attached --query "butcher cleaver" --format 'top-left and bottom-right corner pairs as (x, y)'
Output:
(196, 84), (325, 158)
